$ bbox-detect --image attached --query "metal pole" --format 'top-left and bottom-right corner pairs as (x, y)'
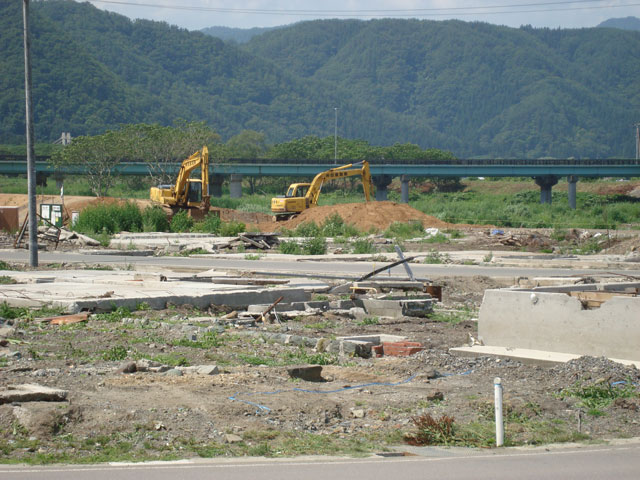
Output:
(23, 0), (38, 267)
(494, 377), (504, 446)
(334, 107), (338, 164)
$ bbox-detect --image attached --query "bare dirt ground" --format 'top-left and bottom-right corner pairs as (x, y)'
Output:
(1, 196), (640, 463)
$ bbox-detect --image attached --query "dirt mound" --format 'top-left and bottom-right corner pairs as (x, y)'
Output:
(264, 201), (452, 233)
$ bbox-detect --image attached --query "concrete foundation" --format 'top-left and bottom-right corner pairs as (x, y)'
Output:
(472, 283), (640, 363)
(0, 270), (310, 313)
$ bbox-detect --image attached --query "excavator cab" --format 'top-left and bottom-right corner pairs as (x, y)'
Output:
(186, 179), (202, 204)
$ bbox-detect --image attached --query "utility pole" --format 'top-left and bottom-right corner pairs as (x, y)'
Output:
(635, 123), (640, 162)
(23, 0), (38, 266)
(334, 107), (338, 164)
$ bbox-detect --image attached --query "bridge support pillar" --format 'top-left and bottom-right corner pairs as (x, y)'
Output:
(210, 174), (224, 198)
(534, 176), (558, 205)
(400, 175), (410, 203)
(567, 175), (578, 210)
(373, 175), (393, 201)
(229, 174), (242, 199)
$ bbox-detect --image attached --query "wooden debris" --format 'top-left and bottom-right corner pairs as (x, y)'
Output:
(39, 312), (89, 325)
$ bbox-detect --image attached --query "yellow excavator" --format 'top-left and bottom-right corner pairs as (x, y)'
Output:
(149, 146), (210, 218)
(271, 160), (372, 219)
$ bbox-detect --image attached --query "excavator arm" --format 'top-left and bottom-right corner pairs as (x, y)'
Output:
(173, 146), (209, 204)
(306, 161), (372, 207)
(150, 146), (210, 212)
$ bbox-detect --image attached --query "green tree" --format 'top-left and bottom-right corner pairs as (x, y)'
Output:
(51, 131), (126, 197)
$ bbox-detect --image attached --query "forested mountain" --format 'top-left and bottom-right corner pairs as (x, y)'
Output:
(2, 1), (639, 158)
(597, 16), (640, 31)
(200, 25), (280, 43)
(244, 19), (640, 158)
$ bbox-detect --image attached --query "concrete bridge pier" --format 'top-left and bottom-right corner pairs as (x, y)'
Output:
(400, 175), (410, 203)
(567, 175), (578, 210)
(373, 175), (393, 201)
(229, 174), (243, 198)
(209, 174), (224, 198)
(534, 175), (558, 205)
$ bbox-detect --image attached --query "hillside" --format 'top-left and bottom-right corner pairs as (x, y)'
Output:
(2, 1), (639, 158)
(245, 19), (640, 158)
(1, 1), (427, 147)
(597, 16), (640, 31)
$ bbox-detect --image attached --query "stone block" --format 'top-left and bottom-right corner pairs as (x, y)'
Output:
(0, 384), (68, 404)
(382, 341), (425, 356)
(287, 365), (323, 382)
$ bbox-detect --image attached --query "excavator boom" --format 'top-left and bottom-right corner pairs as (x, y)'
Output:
(271, 160), (372, 218)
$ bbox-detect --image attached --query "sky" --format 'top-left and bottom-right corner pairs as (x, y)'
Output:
(85, 0), (640, 30)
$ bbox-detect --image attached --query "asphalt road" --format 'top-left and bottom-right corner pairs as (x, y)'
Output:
(1, 443), (639, 480)
(2, 250), (640, 280)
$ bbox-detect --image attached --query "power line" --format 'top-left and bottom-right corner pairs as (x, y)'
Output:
(89, 0), (640, 17)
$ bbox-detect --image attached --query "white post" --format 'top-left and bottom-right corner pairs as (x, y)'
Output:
(494, 377), (504, 446)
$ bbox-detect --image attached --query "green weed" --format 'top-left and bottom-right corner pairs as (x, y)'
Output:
(351, 239), (376, 254)
(279, 240), (303, 255)
(169, 210), (194, 233)
(102, 345), (128, 361)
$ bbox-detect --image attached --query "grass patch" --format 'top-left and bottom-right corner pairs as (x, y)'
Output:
(558, 380), (638, 416)
(0, 276), (16, 285)
(351, 239), (377, 254)
(423, 250), (450, 264)
(171, 332), (225, 349)
(93, 307), (132, 323)
(384, 221), (424, 239)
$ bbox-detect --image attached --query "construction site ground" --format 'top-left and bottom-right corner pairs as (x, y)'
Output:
(1, 195), (640, 463)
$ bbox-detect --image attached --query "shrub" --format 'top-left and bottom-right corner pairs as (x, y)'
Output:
(142, 206), (169, 232)
(294, 221), (321, 237)
(351, 239), (376, 254)
(405, 414), (457, 446)
(192, 213), (222, 234)
(170, 210), (194, 233)
(219, 221), (245, 237)
(75, 202), (142, 234)
(279, 240), (303, 255)
(303, 236), (327, 255)
(321, 213), (359, 237)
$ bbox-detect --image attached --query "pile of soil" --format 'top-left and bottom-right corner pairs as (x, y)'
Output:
(257, 201), (453, 233)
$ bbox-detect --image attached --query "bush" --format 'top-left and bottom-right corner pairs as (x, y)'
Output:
(303, 236), (327, 255)
(75, 202), (142, 234)
(352, 239), (376, 254)
(192, 213), (222, 234)
(320, 213), (359, 237)
(294, 221), (321, 237)
(219, 221), (245, 237)
(279, 240), (303, 255)
(170, 210), (194, 233)
(142, 205), (169, 232)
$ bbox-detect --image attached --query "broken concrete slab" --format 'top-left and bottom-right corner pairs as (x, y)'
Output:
(0, 384), (68, 404)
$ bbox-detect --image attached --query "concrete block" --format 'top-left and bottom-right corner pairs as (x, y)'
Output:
(359, 296), (433, 318)
(287, 365), (323, 382)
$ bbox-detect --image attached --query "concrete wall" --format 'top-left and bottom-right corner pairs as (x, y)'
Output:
(478, 287), (640, 362)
